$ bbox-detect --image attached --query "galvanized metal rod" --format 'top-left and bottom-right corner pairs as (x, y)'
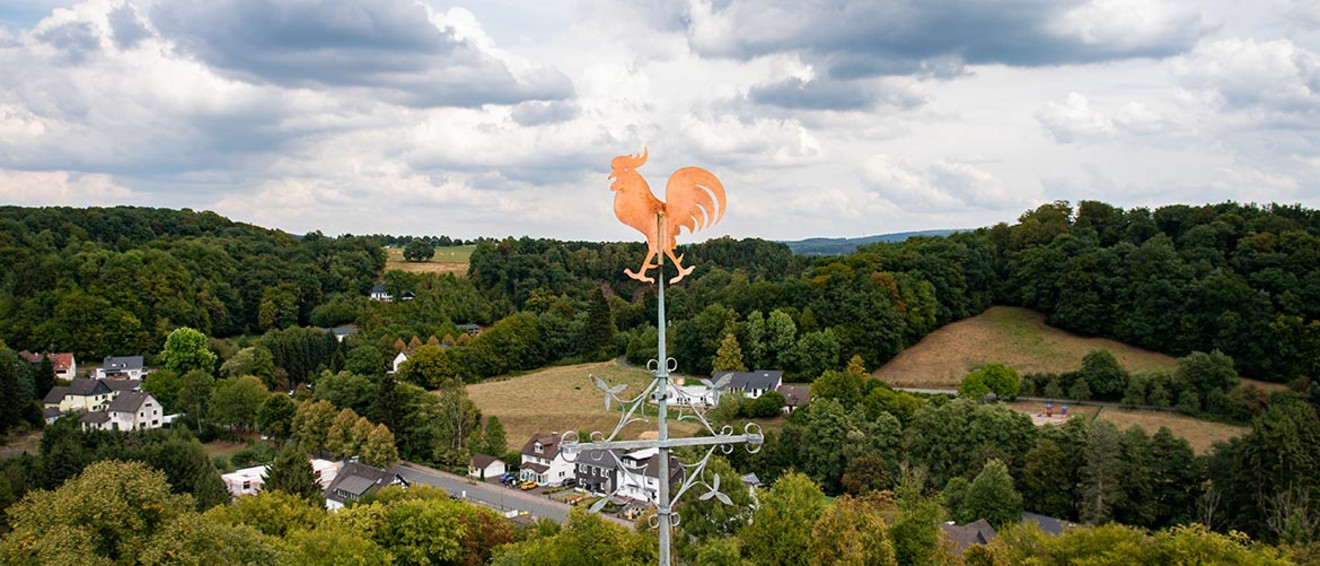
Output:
(655, 214), (672, 566)
(573, 434), (762, 452)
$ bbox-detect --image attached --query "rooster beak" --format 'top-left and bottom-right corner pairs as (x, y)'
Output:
(608, 171), (616, 180)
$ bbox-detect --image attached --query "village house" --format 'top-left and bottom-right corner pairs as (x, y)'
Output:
(43, 378), (115, 413)
(19, 351), (77, 380)
(713, 370), (784, 399)
(468, 454), (506, 480)
(79, 391), (163, 432)
(615, 447), (683, 504)
(324, 461), (409, 510)
(574, 449), (621, 496)
(776, 384), (811, 413)
(222, 458), (341, 499)
(96, 356), (146, 380)
(391, 349), (412, 374)
(369, 283), (392, 302)
(519, 432), (574, 486)
(941, 519), (998, 555)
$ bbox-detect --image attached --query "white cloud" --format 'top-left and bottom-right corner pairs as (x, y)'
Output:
(1174, 38), (1320, 123)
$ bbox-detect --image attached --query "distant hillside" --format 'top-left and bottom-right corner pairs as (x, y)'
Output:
(783, 229), (958, 255)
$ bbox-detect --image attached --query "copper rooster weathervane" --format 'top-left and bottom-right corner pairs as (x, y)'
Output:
(610, 148), (726, 284)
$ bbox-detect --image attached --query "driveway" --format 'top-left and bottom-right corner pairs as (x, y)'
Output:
(392, 461), (633, 528)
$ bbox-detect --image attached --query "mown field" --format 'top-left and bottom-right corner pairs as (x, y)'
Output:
(1005, 401), (1246, 454)
(874, 306), (1180, 388)
(384, 244), (474, 276)
(468, 362), (702, 452)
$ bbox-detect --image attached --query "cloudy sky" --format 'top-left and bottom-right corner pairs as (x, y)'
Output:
(1, 0), (1317, 242)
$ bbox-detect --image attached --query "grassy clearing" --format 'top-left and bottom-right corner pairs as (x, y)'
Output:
(1004, 401), (1246, 454)
(874, 306), (1179, 388)
(384, 244), (475, 276)
(203, 440), (249, 461)
(0, 430), (42, 458)
(468, 362), (700, 453)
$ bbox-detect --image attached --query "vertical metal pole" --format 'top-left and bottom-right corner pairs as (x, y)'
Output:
(654, 215), (672, 566)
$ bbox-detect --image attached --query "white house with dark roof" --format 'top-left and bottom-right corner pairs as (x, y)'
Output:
(713, 370), (784, 399)
(615, 448), (683, 504)
(519, 432), (574, 486)
(324, 461), (408, 510)
(469, 454), (506, 480)
(369, 284), (392, 302)
(97, 356), (145, 380)
(79, 391), (163, 432)
(44, 378), (115, 413)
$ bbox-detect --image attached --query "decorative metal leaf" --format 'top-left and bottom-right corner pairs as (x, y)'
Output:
(604, 394), (612, 412)
(609, 384), (627, 394)
(711, 474), (721, 492)
(593, 375), (611, 393)
(714, 375), (732, 389)
(590, 496), (611, 513)
(716, 492), (732, 505)
(699, 490), (716, 501)
(699, 378), (714, 388)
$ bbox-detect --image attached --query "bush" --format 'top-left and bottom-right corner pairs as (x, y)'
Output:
(745, 391), (786, 418)
(231, 442), (278, 469)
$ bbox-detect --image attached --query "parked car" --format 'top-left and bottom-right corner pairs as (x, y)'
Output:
(560, 478), (577, 488)
(500, 472), (518, 483)
(520, 481), (538, 491)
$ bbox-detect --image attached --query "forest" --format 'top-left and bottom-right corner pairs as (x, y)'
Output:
(0, 200), (1319, 564)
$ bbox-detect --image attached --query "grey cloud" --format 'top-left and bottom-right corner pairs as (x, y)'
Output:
(748, 77), (873, 110)
(511, 100), (579, 126)
(107, 4), (151, 50)
(149, 0), (573, 108)
(36, 20), (99, 63)
(689, 1), (1205, 72)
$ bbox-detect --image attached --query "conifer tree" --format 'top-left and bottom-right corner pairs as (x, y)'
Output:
(712, 333), (748, 373)
(263, 446), (323, 504)
(846, 355), (866, 377)
(34, 356), (56, 399)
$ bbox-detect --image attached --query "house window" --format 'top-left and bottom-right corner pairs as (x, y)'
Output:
(534, 443), (543, 454)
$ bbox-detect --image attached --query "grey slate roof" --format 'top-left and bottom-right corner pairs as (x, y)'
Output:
(941, 519), (998, 555)
(102, 356), (144, 371)
(43, 386), (70, 405)
(104, 379), (142, 393)
(578, 449), (620, 471)
(108, 391), (151, 413)
(43, 407), (62, 419)
(46, 379), (112, 403)
(80, 411), (110, 424)
(714, 370), (784, 392)
(1022, 512), (1074, 536)
(324, 462), (401, 503)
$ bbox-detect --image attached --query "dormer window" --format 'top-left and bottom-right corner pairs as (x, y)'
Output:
(534, 443), (543, 454)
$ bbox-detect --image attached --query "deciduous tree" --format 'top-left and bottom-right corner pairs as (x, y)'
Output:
(160, 327), (217, 375)
(263, 445), (323, 504)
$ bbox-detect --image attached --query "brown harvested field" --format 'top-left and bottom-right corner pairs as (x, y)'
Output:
(384, 245), (473, 276)
(468, 362), (700, 452)
(1004, 401), (1246, 454)
(874, 306), (1178, 388)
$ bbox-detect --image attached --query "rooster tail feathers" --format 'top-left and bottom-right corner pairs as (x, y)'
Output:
(664, 166), (726, 236)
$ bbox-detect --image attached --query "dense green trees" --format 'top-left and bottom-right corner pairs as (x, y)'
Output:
(402, 239), (433, 262)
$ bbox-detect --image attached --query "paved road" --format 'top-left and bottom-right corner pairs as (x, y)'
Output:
(392, 461), (633, 528)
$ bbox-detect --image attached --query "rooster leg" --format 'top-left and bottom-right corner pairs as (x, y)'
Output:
(665, 248), (695, 284)
(625, 250), (659, 283)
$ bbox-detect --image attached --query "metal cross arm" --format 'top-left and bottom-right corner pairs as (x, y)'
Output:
(565, 430), (765, 454)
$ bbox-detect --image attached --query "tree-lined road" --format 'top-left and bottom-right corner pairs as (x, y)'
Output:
(392, 461), (633, 527)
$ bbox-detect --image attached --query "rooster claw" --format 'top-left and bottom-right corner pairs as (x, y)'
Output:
(624, 268), (656, 284)
(668, 264), (695, 284)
